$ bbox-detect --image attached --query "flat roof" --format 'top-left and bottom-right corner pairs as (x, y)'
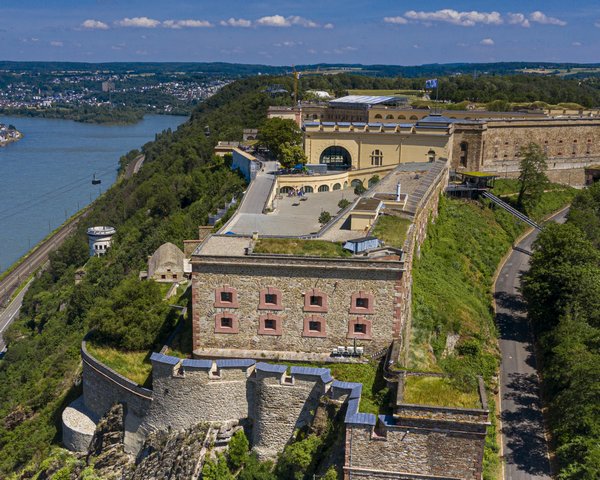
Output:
(330, 95), (400, 105)
(354, 198), (382, 212)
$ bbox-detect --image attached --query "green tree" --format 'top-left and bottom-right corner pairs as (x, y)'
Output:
(279, 142), (307, 169)
(238, 455), (275, 480)
(227, 430), (250, 470)
(203, 454), (235, 480)
(516, 143), (548, 213)
(337, 199), (351, 210)
(275, 435), (321, 480)
(318, 211), (332, 225)
(257, 118), (302, 160)
(89, 276), (172, 350)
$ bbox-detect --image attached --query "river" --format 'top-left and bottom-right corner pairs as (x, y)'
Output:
(0, 114), (187, 274)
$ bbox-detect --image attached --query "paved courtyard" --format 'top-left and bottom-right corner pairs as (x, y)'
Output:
(224, 188), (356, 236)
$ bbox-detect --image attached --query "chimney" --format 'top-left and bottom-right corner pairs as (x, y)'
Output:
(396, 183), (402, 202)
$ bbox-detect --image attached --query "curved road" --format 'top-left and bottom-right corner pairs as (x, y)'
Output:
(495, 209), (568, 480)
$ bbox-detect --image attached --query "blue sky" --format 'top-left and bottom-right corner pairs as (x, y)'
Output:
(1, 1), (600, 65)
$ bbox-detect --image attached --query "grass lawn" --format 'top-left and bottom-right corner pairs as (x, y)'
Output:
(86, 342), (153, 387)
(403, 376), (481, 409)
(253, 238), (351, 258)
(372, 215), (412, 248)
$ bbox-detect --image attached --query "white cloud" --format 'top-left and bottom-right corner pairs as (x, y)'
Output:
(383, 16), (408, 25)
(255, 14), (324, 28)
(480, 38), (495, 46)
(116, 17), (160, 28)
(50, 41), (64, 47)
(324, 23), (334, 29)
(81, 19), (109, 30)
(288, 16), (319, 28)
(404, 9), (503, 27)
(595, 21), (600, 28)
(572, 41), (582, 47)
(274, 41), (303, 47)
(507, 13), (530, 28)
(220, 18), (252, 27)
(256, 15), (290, 27)
(163, 19), (213, 29)
(529, 11), (566, 26)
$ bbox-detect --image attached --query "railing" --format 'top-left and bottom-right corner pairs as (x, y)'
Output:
(481, 191), (542, 230)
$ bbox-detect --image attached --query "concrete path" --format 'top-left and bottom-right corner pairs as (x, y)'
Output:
(496, 209), (568, 480)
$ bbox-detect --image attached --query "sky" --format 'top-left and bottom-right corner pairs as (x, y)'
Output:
(1, 1), (600, 65)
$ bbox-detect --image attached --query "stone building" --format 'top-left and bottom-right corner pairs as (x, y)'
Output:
(190, 239), (405, 359)
(147, 242), (185, 282)
(86, 226), (116, 257)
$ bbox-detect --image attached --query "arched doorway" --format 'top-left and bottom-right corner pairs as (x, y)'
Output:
(351, 179), (363, 188)
(319, 146), (352, 171)
(303, 185), (314, 193)
(280, 186), (294, 194)
(318, 185), (330, 192)
(332, 183), (341, 190)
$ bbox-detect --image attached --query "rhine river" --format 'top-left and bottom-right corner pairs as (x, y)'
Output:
(0, 114), (187, 274)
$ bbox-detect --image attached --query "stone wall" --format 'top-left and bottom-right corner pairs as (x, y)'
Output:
(191, 256), (403, 357)
(80, 341), (152, 452)
(452, 119), (600, 185)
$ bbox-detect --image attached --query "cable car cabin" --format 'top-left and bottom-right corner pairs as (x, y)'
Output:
(92, 174), (101, 185)
(446, 171), (497, 199)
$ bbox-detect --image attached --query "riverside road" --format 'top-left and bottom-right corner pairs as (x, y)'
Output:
(496, 208), (568, 480)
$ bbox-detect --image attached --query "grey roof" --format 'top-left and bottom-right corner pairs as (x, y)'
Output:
(346, 236), (378, 244)
(417, 114), (455, 124)
(256, 362), (287, 374)
(182, 358), (213, 370)
(150, 352), (180, 366)
(290, 366), (333, 383)
(331, 95), (398, 105)
(332, 380), (363, 399)
(383, 123), (398, 128)
(217, 359), (256, 369)
(346, 412), (377, 426)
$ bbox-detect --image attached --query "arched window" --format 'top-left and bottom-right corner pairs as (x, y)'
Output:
(303, 185), (314, 193)
(280, 186), (294, 194)
(332, 183), (341, 190)
(410, 115), (418, 120)
(398, 115), (406, 120)
(370, 149), (383, 166)
(319, 146), (352, 170)
(385, 114), (394, 120)
(351, 179), (363, 188)
(374, 114), (382, 119)
(318, 185), (330, 192)
(459, 142), (468, 167)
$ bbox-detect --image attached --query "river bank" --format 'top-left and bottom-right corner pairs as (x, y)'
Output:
(0, 124), (22, 146)
(0, 114), (188, 275)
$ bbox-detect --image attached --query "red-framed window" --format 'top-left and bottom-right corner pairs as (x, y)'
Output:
(214, 313), (240, 334)
(258, 314), (283, 336)
(258, 287), (283, 311)
(302, 315), (327, 338)
(349, 291), (375, 314)
(347, 317), (372, 340)
(303, 288), (328, 313)
(214, 286), (239, 308)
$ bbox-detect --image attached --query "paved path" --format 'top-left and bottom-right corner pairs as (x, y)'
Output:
(124, 154), (145, 179)
(496, 209), (568, 480)
(0, 279), (32, 351)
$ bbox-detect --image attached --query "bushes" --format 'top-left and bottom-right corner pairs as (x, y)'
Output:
(89, 277), (172, 350)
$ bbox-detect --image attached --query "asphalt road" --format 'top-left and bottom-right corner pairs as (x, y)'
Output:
(0, 209), (88, 305)
(496, 209), (568, 480)
(0, 280), (32, 351)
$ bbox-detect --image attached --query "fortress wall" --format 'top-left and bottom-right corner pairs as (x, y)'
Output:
(192, 261), (400, 357)
(345, 422), (485, 480)
(141, 355), (254, 434)
(80, 341), (153, 453)
(81, 341), (152, 420)
(251, 364), (331, 459)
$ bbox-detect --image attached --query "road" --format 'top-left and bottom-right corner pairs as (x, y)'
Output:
(0, 280), (32, 351)
(495, 208), (568, 480)
(124, 154), (145, 179)
(0, 209), (88, 306)
(219, 159), (278, 234)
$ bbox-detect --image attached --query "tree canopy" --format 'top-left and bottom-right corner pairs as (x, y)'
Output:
(257, 117), (303, 161)
(517, 142), (549, 213)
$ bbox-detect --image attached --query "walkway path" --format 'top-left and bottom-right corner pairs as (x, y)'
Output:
(495, 209), (568, 480)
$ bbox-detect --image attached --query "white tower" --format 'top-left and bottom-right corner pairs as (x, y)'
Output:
(87, 226), (116, 257)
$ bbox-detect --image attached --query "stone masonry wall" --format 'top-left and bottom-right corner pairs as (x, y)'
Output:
(345, 423), (485, 480)
(192, 261), (401, 357)
(81, 342), (152, 453)
(139, 356), (253, 436)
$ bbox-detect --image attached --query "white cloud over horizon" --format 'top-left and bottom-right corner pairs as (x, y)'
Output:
(480, 38), (495, 46)
(255, 15), (324, 28)
(404, 9), (503, 27)
(81, 19), (109, 30)
(529, 11), (567, 26)
(116, 17), (161, 28)
(163, 19), (213, 29)
(220, 18), (252, 27)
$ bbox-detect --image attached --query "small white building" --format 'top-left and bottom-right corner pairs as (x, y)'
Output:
(87, 226), (116, 257)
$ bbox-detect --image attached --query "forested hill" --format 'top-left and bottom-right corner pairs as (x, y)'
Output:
(0, 74), (291, 476)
